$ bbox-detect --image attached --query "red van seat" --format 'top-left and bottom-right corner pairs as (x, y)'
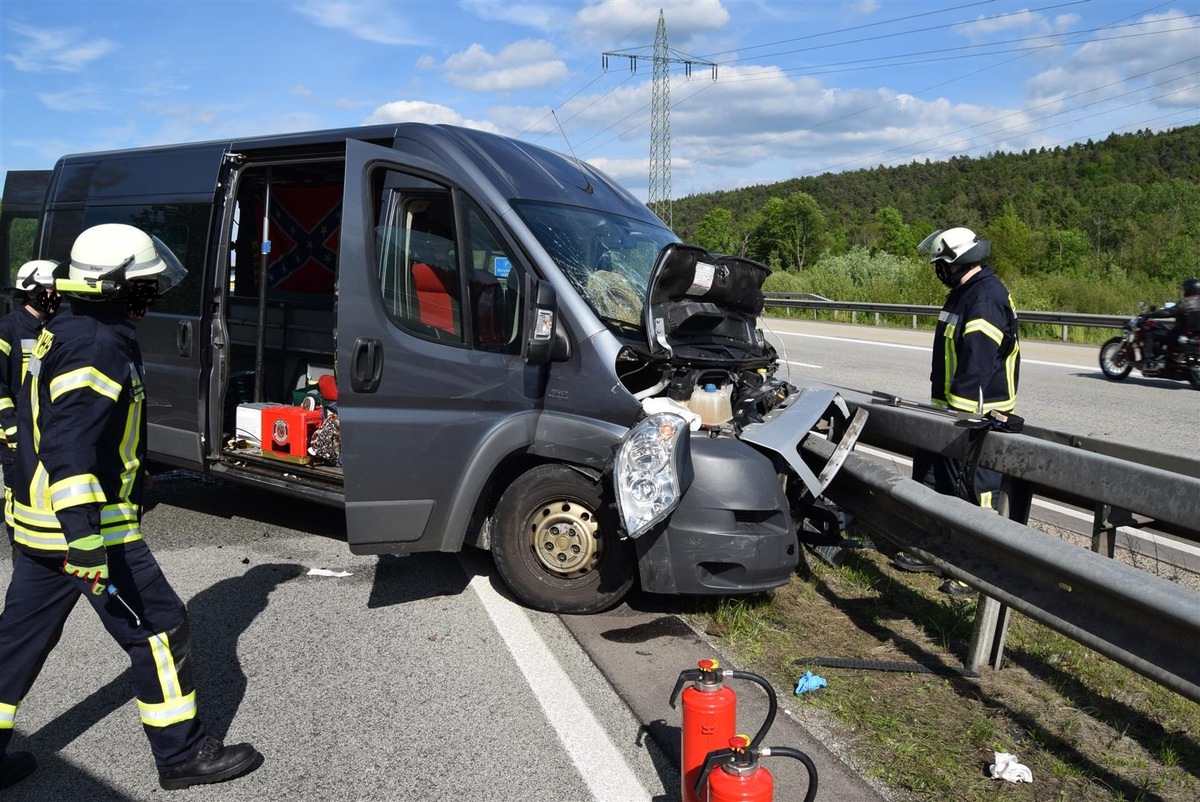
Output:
(317, 373), (338, 402)
(412, 262), (458, 335)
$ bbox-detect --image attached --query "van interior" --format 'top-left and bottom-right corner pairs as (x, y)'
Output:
(218, 159), (345, 484)
(215, 156), (526, 487)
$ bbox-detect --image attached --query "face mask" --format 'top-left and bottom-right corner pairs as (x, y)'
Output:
(32, 288), (62, 316)
(934, 260), (966, 288)
(126, 281), (161, 320)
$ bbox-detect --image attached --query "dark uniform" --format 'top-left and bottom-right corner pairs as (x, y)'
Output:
(0, 302), (205, 771)
(0, 307), (45, 543)
(914, 265), (1020, 507)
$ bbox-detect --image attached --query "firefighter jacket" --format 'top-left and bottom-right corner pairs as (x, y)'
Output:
(10, 302), (147, 554)
(0, 306), (44, 461)
(930, 266), (1020, 414)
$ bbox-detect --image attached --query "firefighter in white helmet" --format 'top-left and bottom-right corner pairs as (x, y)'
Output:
(0, 224), (261, 791)
(891, 227), (1022, 595)
(0, 260), (61, 562)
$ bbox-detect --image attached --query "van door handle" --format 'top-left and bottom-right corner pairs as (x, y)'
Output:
(351, 337), (383, 393)
(177, 320), (192, 357)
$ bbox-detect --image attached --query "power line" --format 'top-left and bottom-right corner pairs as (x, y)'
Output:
(601, 11), (717, 226)
(682, 3), (1187, 172)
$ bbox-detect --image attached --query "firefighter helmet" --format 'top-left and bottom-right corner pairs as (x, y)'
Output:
(15, 259), (58, 290)
(64, 223), (187, 299)
(917, 227), (990, 266)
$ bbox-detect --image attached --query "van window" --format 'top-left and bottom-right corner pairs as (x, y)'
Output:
(462, 198), (524, 353)
(81, 203), (210, 316)
(375, 183), (462, 343)
(372, 172), (526, 351)
(4, 218), (36, 282)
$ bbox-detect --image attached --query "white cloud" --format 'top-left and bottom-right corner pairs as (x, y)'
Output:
(38, 86), (113, 112)
(291, 85), (313, 97)
(459, 0), (576, 34)
(574, 0), (730, 48)
(4, 23), (116, 72)
(292, 1), (425, 45)
(845, 0), (879, 15)
(443, 40), (568, 91)
(363, 99), (500, 132)
(1026, 11), (1200, 107)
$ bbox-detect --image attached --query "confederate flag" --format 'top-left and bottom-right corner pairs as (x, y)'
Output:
(264, 185), (340, 293)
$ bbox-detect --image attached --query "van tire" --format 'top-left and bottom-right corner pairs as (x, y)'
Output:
(492, 465), (634, 614)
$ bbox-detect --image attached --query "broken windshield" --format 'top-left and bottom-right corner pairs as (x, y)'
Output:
(514, 201), (677, 328)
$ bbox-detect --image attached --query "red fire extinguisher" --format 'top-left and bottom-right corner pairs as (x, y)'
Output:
(695, 734), (819, 802)
(669, 660), (778, 802)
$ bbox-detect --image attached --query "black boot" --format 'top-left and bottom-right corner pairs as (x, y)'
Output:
(158, 737), (261, 791)
(0, 751), (37, 790)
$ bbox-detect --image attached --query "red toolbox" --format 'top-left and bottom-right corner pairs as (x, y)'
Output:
(262, 406), (323, 460)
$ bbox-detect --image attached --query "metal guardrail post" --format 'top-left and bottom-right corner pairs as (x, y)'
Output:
(797, 404), (1200, 702)
(1092, 503), (1118, 558)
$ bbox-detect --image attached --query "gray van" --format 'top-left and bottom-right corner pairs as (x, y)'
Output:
(1, 124), (862, 613)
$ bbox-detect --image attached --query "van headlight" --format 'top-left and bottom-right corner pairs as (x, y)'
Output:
(614, 413), (692, 538)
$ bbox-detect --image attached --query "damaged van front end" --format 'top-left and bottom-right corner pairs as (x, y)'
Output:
(516, 198), (864, 599)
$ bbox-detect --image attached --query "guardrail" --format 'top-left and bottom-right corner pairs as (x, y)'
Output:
(764, 294), (1127, 340)
(795, 387), (1200, 703)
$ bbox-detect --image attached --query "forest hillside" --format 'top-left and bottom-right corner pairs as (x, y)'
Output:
(671, 125), (1200, 322)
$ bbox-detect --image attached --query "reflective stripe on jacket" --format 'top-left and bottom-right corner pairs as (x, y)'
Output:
(0, 308), (43, 449)
(930, 266), (1021, 414)
(11, 303), (146, 552)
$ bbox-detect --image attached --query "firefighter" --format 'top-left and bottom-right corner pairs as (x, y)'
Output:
(0, 224), (261, 791)
(891, 227), (1021, 595)
(0, 260), (61, 562)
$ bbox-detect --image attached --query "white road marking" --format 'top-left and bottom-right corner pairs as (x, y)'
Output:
(469, 574), (652, 802)
(772, 330), (1099, 372)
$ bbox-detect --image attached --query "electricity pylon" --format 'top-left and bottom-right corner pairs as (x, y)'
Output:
(603, 10), (717, 228)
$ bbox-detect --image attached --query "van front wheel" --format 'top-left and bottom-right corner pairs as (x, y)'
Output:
(492, 465), (634, 614)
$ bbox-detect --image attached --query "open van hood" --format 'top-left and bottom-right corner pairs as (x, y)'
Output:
(643, 244), (774, 365)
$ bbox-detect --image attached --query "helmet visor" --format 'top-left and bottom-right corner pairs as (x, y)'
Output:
(150, 235), (188, 294)
(916, 229), (944, 262)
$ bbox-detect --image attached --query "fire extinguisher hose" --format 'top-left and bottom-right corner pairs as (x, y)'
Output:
(761, 746), (819, 802)
(726, 669), (778, 748)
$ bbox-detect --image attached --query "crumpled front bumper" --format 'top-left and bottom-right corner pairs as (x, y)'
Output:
(634, 387), (865, 595)
(634, 435), (797, 595)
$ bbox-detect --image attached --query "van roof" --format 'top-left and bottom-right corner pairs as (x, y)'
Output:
(51, 122), (656, 222)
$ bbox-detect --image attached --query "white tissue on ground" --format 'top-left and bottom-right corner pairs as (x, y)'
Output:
(989, 751), (1033, 783)
(307, 568), (352, 577)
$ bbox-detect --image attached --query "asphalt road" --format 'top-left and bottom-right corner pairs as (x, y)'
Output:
(4, 319), (1187, 802)
(760, 316), (1195, 456)
(3, 470), (684, 801)
(3, 465), (882, 802)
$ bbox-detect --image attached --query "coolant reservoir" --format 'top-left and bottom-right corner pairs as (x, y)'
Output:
(688, 383), (733, 427)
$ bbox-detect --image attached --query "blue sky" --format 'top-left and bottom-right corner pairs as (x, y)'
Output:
(2, 0), (1197, 203)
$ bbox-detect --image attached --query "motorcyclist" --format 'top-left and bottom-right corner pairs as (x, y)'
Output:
(1142, 278), (1200, 372)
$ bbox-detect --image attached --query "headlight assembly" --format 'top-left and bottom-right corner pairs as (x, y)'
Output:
(614, 413), (692, 538)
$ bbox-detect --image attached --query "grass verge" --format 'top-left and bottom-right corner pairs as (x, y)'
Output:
(682, 541), (1200, 802)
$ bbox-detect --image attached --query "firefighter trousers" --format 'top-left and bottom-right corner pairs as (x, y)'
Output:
(0, 540), (206, 769)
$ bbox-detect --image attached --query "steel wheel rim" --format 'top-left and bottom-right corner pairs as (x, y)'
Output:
(528, 500), (601, 578)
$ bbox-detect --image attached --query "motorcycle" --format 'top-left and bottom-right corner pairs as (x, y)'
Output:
(1099, 301), (1200, 390)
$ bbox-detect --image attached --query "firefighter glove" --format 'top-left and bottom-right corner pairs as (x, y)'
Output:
(64, 534), (109, 595)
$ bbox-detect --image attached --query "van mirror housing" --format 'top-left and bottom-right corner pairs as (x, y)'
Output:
(524, 278), (570, 364)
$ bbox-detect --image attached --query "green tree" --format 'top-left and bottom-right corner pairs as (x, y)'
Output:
(872, 206), (915, 257)
(985, 203), (1033, 281)
(751, 192), (828, 271)
(693, 207), (744, 256)
(1039, 229), (1091, 275)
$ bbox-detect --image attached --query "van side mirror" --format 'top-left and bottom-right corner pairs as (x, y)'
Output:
(524, 278), (570, 364)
